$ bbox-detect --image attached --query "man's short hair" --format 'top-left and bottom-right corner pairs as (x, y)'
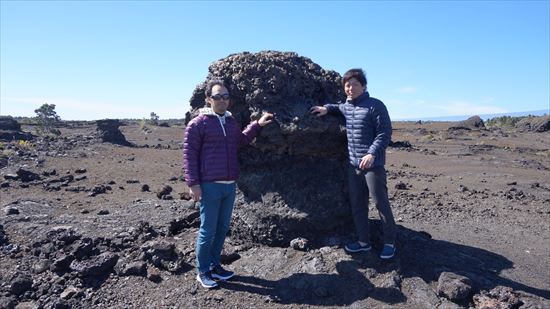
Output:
(205, 79), (229, 97)
(342, 68), (367, 88)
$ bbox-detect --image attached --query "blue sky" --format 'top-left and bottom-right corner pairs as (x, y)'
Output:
(1, 0), (549, 120)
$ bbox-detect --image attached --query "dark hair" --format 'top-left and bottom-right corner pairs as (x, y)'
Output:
(342, 68), (367, 88)
(205, 79), (229, 97)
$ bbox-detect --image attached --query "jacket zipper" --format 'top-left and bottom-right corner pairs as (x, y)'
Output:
(217, 116), (229, 180)
(351, 104), (357, 165)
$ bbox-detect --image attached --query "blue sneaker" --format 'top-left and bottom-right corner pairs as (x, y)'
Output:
(210, 264), (234, 280)
(344, 241), (372, 253)
(196, 271), (218, 288)
(380, 244), (396, 259)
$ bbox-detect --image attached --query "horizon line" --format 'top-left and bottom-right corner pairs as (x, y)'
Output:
(2, 109), (548, 123)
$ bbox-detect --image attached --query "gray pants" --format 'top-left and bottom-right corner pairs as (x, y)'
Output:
(347, 164), (397, 245)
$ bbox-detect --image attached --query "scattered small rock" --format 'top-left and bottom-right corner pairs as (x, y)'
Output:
(179, 192), (192, 200)
(473, 286), (522, 309)
(3, 173), (19, 181)
(60, 286), (80, 300)
(147, 266), (162, 283)
(10, 274), (33, 296)
(42, 169), (57, 176)
(115, 260), (147, 277)
(157, 185), (173, 199)
(32, 260), (50, 274)
(290, 237), (309, 251)
(89, 184), (111, 197)
(395, 182), (408, 190)
(70, 252), (119, 277)
(3, 206), (19, 215)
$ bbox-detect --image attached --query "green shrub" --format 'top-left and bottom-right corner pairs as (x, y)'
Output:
(150, 112), (159, 126)
(34, 103), (61, 135)
(485, 115), (529, 128)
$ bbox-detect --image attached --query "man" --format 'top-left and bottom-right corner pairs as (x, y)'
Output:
(310, 68), (397, 259)
(184, 79), (273, 288)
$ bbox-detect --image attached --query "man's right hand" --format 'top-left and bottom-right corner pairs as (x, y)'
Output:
(310, 106), (328, 116)
(190, 185), (202, 202)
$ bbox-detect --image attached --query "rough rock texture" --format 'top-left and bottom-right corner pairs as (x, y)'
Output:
(437, 271), (473, 303)
(473, 286), (522, 309)
(186, 51), (351, 246)
(516, 115), (550, 132)
(95, 119), (133, 146)
(69, 252), (119, 277)
(0, 116), (34, 141)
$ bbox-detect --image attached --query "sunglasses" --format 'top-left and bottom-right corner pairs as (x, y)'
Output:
(210, 93), (230, 101)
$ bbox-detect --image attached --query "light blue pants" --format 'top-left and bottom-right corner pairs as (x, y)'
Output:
(195, 182), (236, 273)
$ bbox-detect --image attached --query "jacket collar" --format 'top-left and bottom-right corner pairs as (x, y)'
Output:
(198, 107), (233, 118)
(347, 91), (370, 105)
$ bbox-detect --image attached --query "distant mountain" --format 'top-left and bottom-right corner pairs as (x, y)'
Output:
(395, 109), (549, 122)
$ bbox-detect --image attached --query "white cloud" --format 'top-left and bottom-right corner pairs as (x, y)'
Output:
(397, 86), (417, 94)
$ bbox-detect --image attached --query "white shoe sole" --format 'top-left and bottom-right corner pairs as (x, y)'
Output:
(380, 250), (396, 259)
(196, 274), (218, 288)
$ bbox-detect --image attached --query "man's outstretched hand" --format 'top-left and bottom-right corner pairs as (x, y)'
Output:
(310, 106), (327, 116)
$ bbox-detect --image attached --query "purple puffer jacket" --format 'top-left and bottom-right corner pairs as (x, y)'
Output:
(183, 108), (261, 187)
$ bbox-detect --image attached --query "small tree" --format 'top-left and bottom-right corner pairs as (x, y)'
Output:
(34, 103), (61, 135)
(150, 112), (159, 126)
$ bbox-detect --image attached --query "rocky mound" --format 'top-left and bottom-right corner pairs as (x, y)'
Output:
(186, 51), (351, 246)
(515, 115), (550, 132)
(449, 116), (485, 131)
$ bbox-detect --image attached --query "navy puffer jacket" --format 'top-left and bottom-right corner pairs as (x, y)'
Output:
(325, 92), (392, 168)
(183, 108), (260, 187)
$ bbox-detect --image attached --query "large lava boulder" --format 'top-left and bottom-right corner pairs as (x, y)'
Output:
(187, 51), (353, 246)
(96, 119), (133, 146)
(448, 115), (485, 131)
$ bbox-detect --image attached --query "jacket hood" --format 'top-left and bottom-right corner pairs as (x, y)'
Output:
(198, 107), (233, 118)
